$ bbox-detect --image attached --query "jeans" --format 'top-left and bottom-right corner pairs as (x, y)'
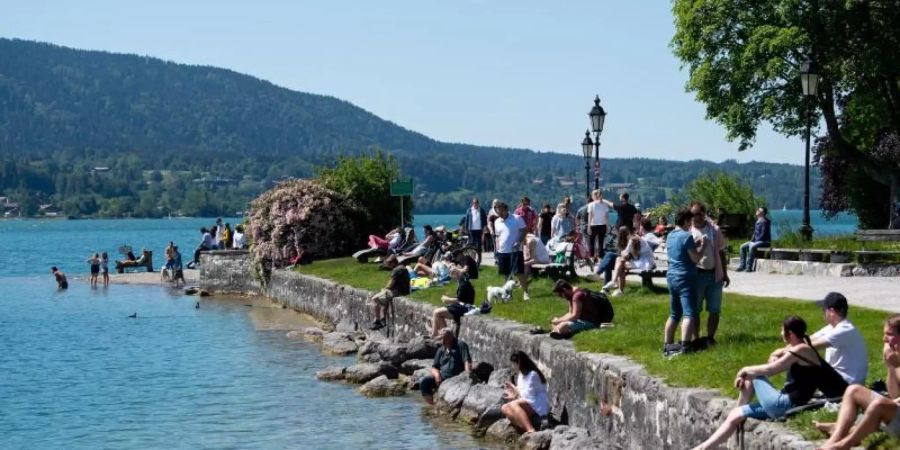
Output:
(588, 225), (607, 258)
(668, 274), (698, 320)
(695, 270), (724, 314)
(739, 241), (768, 269)
(740, 377), (795, 420)
(595, 251), (618, 283)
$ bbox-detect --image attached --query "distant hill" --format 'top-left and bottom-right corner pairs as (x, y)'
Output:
(0, 38), (818, 217)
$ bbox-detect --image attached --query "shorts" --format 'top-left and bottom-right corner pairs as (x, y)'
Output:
(372, 289), (395, 306)
(420, 375), (439, 396)
(563, 319), (597, 334)
(447, 303), (474, 320)
(90, 266), (100, 275)
(872, 391), (900, 437)
(668, 275), (698, 320)
(496, 252), (524, 276)
(695, 270), (724, 314)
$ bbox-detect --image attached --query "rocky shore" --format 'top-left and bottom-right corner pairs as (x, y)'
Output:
(289, 325), (607, 450)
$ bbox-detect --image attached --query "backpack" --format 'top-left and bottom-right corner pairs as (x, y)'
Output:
(581, 289), (614, 324)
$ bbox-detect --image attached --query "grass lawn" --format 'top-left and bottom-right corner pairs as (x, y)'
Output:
(296, 257), (896, 447)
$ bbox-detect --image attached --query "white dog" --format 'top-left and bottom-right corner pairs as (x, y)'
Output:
(486, 279), (517, 304)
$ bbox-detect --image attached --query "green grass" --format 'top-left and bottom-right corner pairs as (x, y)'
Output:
(296, 257), (896, 446)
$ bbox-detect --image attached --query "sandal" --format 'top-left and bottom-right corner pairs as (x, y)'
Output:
(529, 327), (547, 335)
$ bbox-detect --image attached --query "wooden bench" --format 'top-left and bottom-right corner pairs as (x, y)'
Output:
(532, 243), (576, 280)
(856, 230), (900, 242)
(624, 248), (667, 288)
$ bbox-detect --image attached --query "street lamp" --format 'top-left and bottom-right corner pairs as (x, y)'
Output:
(588, 95), (607, 191)
(581, 130), (594, 201)
(799, 59), (819, 241)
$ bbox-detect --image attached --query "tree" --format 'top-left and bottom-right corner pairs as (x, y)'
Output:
(683, 172), (765, 238)
(672, 0), (900, 228)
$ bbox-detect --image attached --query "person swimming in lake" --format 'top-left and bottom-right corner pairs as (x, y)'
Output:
(51, 266), (68, 289)
(86, 253), (100, 287)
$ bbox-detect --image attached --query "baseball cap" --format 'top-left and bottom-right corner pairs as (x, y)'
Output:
(815, 292), (848, 312)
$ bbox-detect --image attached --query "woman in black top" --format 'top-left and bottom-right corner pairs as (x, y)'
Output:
(537, 203), (554, 245)
(430, 268), (475, 337)
(693, 316), (824, 450)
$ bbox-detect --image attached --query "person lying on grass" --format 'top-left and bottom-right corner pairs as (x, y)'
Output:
(430, 267), (475, 337)
(812, 314), (900, 450)
(502, 351), (550, 433)
(549, 279), (613, 339)
(693, 315), (847, 450)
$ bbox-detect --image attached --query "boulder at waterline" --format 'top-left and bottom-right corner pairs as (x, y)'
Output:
(475, 404), (505, 434)
(485, 418), (520, 443)
(458, 384), (505, 425)
(434, 374), (473, 417)
(549, 426), (612, 450)
(404, 368), (432, 390)
(519, 430), (554, 450)
(400, 359), (433, 375)
(359, 375), (407, 397)
(404, 336), (438, 360)
(315, 366), (346, 381)
(286, 327), (326, 342)
(343, 362), (399, 384)
(321, 332), (359, 356)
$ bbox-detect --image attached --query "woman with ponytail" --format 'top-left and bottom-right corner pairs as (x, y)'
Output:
(814, 314), (900, 450)
(694, 316), (821, 450)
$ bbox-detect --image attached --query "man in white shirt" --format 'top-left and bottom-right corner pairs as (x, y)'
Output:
(810, 292), (869, 385)
(493, 202), (530, 300)
(464, 197), (487, 265)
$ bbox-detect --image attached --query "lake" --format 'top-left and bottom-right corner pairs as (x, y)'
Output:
(0, 218), (502, 449)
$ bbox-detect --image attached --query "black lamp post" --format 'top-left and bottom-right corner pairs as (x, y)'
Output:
(588, 95), (607, 191)
(581, 130), (594, 201)
(799, 59), (819, 241)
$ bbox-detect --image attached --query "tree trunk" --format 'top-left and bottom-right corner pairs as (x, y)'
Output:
(891, 172), (900, 230)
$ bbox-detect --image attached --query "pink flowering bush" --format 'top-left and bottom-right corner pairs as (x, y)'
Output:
(246, 179), (362, 277)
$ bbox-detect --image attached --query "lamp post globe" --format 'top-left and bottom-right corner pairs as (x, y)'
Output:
(799, 59), (818, 241)
(581, 130), (593, 201)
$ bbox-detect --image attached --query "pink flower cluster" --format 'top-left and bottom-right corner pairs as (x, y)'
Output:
(246, 179), (362, 271)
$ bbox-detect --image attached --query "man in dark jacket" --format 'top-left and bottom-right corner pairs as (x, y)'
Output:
(614, 192), (639, 231)
(464, 197), (488, 265)
(736, 207), (771, 272)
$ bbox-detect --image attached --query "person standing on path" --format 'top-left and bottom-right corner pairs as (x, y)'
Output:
(689, 202), (730, 344)
(614, 192), (639, 232)
(663, 209), (705, 357)
(515, 197), (538, 235)
(494, 202), (530, 301)
(736, 207), (771, 272)
(464, 197), (487, 265)
(575, 196), (591, 251)
(485, 199), (500, 254)
(536, 203), (554, 245)
(587, 189), (614, 265)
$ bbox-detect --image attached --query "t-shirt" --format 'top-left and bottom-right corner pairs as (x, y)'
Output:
(571, 288), (613, 325)
(469, 207), (483, 231)
(551, 215), (575, 239)
(517, 371), (550, 417)
(528, 237), (551, 264)
(494, 214), (526, 254)
(232, 232), (246, 249)
(614, 203), (638, 229)
(516, 206), (538, 232)
(433, 341), (472, 380)
(575, 205), (589, 232)
(201, 232), (214, 249)
(589, 201), (610, 226)
(811, 320), (869, 384)
(666, 228), (697, 280)
(390, 265), (411, 296)
(539, 211), (554, 237)
(690, 224), (717, 270)
(456, 275), (475, 306)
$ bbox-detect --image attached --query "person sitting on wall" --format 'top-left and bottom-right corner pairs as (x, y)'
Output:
(549, 279), (614, 339)
(369, 263), (411, 330)
(430, 267), (476, 337)
(502, 351), (551, 433)
(736, 207), (771, 272)
(420, 328), (472, 405)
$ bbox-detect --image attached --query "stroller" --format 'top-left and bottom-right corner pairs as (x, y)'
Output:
(354, 227), (417, 263)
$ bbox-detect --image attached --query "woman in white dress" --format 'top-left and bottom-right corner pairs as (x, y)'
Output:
(501, 351), (550, 433)
(604, 226), (655, 297)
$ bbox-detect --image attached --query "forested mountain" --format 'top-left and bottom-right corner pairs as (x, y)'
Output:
(0, 39), (818, 217)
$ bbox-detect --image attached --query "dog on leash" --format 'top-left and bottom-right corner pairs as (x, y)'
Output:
(486, 279), (517, 303)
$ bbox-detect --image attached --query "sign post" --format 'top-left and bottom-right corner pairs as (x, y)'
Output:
(390, 178), (414, 228)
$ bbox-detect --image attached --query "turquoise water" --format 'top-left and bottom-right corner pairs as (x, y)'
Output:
(0, 219), (500, 449)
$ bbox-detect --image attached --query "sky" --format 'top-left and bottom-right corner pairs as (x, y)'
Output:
(0, 0), (806, 164)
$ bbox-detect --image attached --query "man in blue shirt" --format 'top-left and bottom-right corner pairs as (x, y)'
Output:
(420, 328), (472, 405)
(736, 207), (771, 272)
(663, 209), (706, 357)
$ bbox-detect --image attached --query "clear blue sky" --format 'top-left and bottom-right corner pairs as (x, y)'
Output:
(1, 0), (804, 164)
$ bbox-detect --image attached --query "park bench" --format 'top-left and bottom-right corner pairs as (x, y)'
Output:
(532, 242), (576, 280)
(625, 248), (667, 288)
(856, 230), (900, 242)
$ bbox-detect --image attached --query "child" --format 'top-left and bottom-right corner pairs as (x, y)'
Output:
(100, 252), (110, 286)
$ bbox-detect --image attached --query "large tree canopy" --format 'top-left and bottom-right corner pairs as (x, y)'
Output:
(672, 0), (900, 228)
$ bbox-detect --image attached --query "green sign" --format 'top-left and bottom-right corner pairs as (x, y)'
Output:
(390, 179), (413, 196)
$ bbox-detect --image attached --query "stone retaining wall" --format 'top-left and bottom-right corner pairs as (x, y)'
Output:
(731, 257), (900, 277)
(200, 252), (816, 450)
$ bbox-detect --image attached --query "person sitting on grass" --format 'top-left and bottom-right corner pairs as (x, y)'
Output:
(369, 264), (411, 330)
(414, 253), (453, 281)
(693, 316), (839, 450)
(502, 351), (550, 434)
(549, 279), (613, 339)
(430, 267), (475, 337)
(812, 314), (900, 450)
(420, 328), (472, 405)
(807, 292), (868, 385)
(401, 225), (435, 259)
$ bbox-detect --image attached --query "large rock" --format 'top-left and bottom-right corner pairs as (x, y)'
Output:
(519, 430), (554, 450)
(404, 368), (432, 390)
(434, 374), (473, 417)
(405, 336), (438, 360)
(285, 326), (326, 342)
(400, 358), (433, 375)
(488, 368), (516, 388)
(315, 366), (346, 381)
(321, 332), (359, 356)
(344, 362), (399, 384)
(359, 375), (407, 397)
(475, 404), (505, 434)
(375, 343), (409, 365)
(458, 384), (505, 424)
(485, 418), (520, 443)
(548, 426), (611, 450)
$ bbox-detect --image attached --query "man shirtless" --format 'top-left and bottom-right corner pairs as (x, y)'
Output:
(51, 266), (68, 289)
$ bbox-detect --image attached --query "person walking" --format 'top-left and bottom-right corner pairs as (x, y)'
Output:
(494, 202), (529, 301)
(737, 207), (771, 272)
(464, 197), (487, 265)
(689, 202), (730, 344)
(587, 189), (614, 265)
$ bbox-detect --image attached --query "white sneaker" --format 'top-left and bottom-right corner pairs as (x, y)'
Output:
(523, 292), (531, 301)
(612, 289), (624, 297)
(464, 308), (481, 316)
(602, 280), (616, 291)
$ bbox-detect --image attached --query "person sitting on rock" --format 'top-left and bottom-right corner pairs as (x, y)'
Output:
(420, 328), (472, 405)
(369, 264), (410, 330)
(502, 351), (550, 434)
(430, 268), (475, 337)
(549, 279), (613, 339)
